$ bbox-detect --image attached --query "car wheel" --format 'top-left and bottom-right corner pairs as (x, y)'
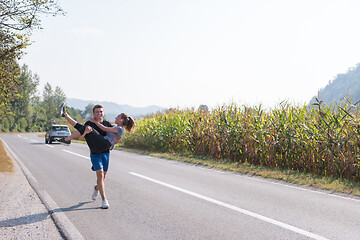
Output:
(49, 139), (53, 144)
(45, 138), (48, 144)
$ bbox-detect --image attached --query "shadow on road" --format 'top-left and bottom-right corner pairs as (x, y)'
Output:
(30, 143), (61, 145)
(57, 201), (99, 212)
(0, 201), (97, 227)
(0, 212), (49, 228)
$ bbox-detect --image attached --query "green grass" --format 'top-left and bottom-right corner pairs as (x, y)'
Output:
(0, 140), (13, 172)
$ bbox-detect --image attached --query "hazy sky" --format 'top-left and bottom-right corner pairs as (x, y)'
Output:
(20, 0), (360, 109)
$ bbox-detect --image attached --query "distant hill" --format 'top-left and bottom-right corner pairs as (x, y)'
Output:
(309, 64), (360, 105)
(66, 98), (165, 120)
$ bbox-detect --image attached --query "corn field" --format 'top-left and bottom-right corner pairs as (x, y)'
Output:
(122, 101), (360, 182)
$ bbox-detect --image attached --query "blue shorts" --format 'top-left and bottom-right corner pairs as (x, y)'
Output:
(90, 153), (110, 172)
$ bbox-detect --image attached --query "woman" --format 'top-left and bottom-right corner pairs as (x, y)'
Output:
(62, 113), (135, 153)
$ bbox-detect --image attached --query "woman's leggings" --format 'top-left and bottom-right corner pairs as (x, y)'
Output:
(74, 123), (111, 154)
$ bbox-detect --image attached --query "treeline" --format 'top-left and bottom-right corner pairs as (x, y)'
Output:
(309, 63), (360, 105)
(0, 65), (82, 132)
(1, 1), (64, 118)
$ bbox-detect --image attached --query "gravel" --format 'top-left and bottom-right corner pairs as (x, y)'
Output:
(0, 158), (63, 240)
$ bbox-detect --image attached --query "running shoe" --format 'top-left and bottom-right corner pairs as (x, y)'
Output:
(59, 103), (66, 117)
(57, 137), (71, 145)
(92, 185), (99, 201)
(102, 199), (110, 209)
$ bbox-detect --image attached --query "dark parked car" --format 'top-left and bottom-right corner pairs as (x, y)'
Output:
(45, 125), (71, 144)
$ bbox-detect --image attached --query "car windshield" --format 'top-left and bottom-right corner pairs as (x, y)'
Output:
(52, 126), (69, 131)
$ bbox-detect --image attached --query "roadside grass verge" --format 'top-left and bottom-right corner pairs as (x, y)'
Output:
(0, 140), (13, 172)
(116, 146), (360, 197)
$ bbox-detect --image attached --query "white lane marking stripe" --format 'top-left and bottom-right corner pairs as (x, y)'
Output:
(250, 176), (360, 203)
(44, 144), (54, 148)
(179, 158), (360, 203)
(62, 150), (90, 159)
(129, 172), (329, 240)
(17, 135), (28, 140)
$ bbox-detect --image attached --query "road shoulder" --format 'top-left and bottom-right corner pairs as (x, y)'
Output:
(0, 153), (63, 239)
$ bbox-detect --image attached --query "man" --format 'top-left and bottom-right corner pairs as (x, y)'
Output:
(60, 103), (119, 209)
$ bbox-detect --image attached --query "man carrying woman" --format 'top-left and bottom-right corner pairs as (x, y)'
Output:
(59, 103), (134, 209)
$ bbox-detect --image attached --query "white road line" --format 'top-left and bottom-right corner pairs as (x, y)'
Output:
(44, 144), (54, 148)
(248, 176), (360, 203)
(183, 159), (360, 203)
(129, 172), (330, 240)
(17, 134), (27, 140)
(62, 150), (90, 159)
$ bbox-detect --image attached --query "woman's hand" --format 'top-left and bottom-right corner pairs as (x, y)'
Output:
(84, 126), (93, 134)
(79, 126), (92, 140)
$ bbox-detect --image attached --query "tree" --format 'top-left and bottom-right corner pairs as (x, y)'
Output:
(30, 104), (47, 132)
(41, 82), (67, 123)
(0, 0), (64, 117)
(0, 64), (86, 132)
(198, 104), (209, 113)
(0, 0), (64, 32)
(1, 64), (41, 131)
(42, 82), (56, 120)
(309, 63), (360, 106)
(0, 117), (11, 132)
(0, 30), (23, 117)
(82, 103), (94, 119)
(10, 65), (39, 125)
(54, 86), (66, 108)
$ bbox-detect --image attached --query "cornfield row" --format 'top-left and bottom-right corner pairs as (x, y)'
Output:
(122, 101), (360, 182)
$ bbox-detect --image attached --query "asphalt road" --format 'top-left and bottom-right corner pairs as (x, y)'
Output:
(1, 132), (360, 240)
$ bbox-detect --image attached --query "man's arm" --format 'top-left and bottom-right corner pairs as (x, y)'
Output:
(90, 118), (118, 133)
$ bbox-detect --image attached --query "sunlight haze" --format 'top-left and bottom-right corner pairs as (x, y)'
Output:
(20, 0), (360, 109)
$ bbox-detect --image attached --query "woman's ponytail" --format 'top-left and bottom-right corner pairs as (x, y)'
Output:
(121, 113), (135, 133)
